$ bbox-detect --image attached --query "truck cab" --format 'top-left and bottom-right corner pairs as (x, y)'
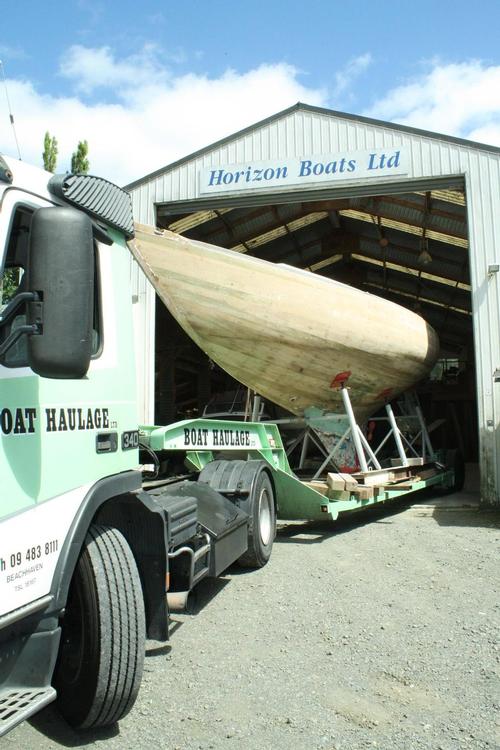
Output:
(0, 156), (154, 733)
(0, 155), (273, 736)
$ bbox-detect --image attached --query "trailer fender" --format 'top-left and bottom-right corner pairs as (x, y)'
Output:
(198, 460), (276, 568)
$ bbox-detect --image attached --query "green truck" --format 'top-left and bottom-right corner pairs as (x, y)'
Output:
(0, 155), (454, 737)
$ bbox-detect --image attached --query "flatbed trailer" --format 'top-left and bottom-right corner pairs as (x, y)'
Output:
(141, 417), (456, 525)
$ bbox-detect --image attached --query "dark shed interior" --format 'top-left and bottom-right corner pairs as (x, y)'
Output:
(153, 185), (476, 461)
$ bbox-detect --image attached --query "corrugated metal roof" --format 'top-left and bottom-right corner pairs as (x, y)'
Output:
(167, 193), (469, 295)
(363, 281), (471, 316)
(164, 191), (470, 291)
(349, 193), (467, 240)
(307, 253), (343, 272)
(168, 207), (233, 234)
(339, 209), (468, 248)
(351, 254), (471, 292)
(424, 189), (465, 206)
(231, 211), (328, 253)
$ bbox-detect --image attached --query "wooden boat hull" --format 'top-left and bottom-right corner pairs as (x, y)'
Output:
(129, 224), (440, 420)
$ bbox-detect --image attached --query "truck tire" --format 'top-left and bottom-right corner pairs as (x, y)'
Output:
(237, 470), (276, 569)
(53, 525), (145, 729)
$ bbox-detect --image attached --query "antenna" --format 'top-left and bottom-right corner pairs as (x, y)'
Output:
(0, 60), (22, 161)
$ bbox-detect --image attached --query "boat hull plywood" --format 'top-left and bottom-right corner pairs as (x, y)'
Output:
(129, 224), (440, 421)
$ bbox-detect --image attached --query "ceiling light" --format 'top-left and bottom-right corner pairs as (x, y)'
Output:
(418, 248), (432, 265)
(418, 237), (432, 265)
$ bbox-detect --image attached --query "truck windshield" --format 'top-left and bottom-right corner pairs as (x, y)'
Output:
(1, 205), (31, 307)
(0, 206), (31, 367)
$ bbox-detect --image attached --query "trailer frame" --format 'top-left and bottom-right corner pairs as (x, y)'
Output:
(139, 406), (455, 524)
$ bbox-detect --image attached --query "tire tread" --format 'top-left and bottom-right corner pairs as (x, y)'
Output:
(55, 525), (145, 730)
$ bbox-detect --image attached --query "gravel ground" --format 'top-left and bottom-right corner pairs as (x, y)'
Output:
(4, 477), (499, 750)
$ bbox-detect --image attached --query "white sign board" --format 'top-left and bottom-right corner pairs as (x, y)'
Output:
(199, 148), (408, 196)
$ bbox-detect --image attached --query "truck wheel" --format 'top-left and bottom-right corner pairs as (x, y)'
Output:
(54, 525), (145, 729)
(238, 470), (276, 569)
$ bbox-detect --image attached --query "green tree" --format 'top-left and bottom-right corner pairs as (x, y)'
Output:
(42, 131), (58, 173)
(71, 140), (90, 173)
(0, 268), (21, 305)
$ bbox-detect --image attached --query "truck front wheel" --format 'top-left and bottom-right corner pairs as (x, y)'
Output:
(53, 525), (145, 729)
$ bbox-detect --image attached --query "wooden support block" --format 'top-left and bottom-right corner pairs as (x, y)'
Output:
(302, 481), (329, 496)
(327, 473), (346, 491)
(353, 468), (413, 486)
(417, 468), (440, 481)
(351, 485), (374, 500)
(327, 472), (359, 492)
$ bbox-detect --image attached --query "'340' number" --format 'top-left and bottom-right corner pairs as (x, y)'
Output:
(122, 431), (139, 450)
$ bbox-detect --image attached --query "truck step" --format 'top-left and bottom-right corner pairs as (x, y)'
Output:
(192, 539), (211, 587)
(0, 686), (56, 737)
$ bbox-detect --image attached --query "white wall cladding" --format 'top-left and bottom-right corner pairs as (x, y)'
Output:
(129, 257), (155, 425)
(129, 108), (500, 216)
(127, 105), (500, 504)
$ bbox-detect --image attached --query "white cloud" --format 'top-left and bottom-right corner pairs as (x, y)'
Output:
(366, 60), (500, 146)
(0, 46), (326, 185)
(0, 45), (27, 62)
(333, 53), (372, 99)
(5, 50), (500, 189)
(60, 44), (170, 94)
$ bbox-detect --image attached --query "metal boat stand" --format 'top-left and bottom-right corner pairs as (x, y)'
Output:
(278, 388), (437, 481)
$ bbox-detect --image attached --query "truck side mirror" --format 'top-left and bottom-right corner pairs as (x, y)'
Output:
(27, 207), (94, 379)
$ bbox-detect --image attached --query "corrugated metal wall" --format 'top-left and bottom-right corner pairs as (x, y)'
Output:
(128, 106), (500, 504)
(129, 258), (155, 425)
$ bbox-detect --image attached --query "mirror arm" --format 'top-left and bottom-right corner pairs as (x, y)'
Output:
(0, 322), (39, 357)
(0, 291), (41, 358)
(0, 291), (40, 327)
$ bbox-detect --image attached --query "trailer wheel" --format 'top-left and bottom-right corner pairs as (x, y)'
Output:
(53, 525), (145, 730)
(238, 470), (276, 569)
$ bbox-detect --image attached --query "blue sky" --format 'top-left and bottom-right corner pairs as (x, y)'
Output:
(2, 0), (500, 184)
